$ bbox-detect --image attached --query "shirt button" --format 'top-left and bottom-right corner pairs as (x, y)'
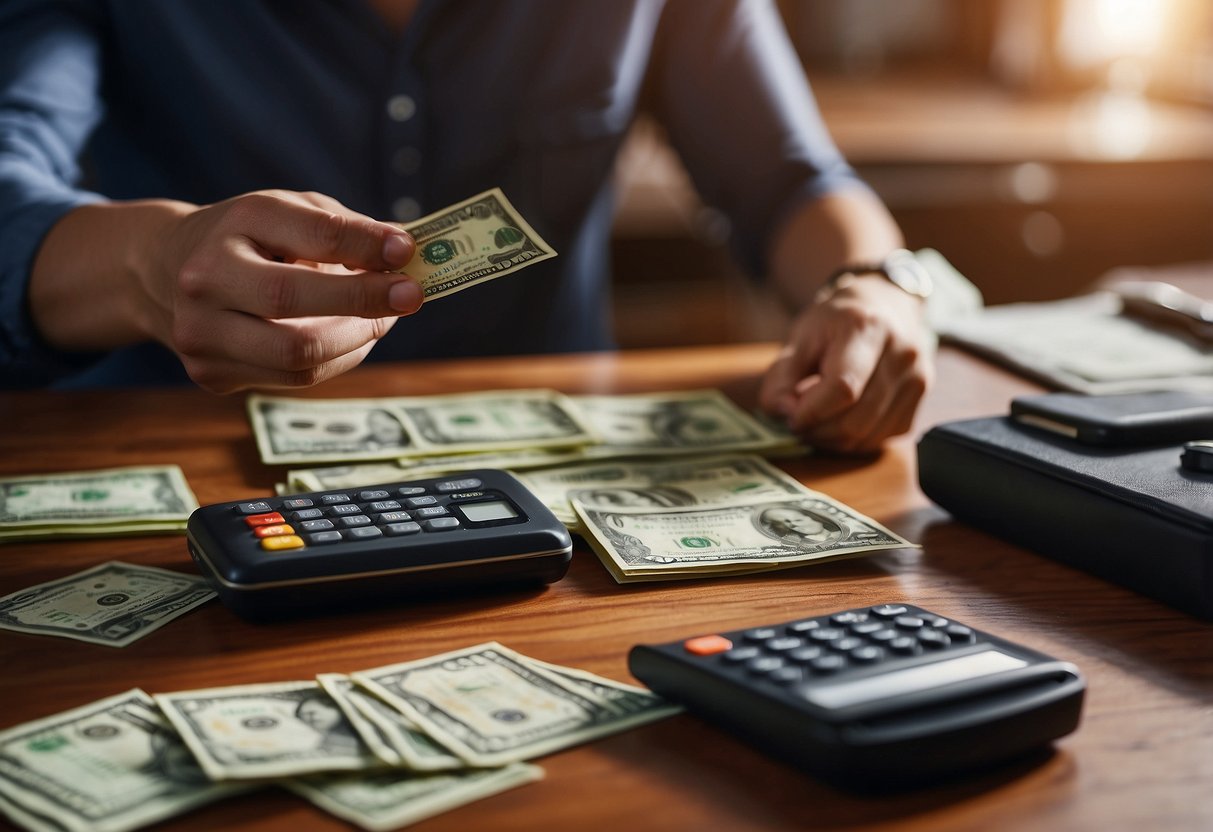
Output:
(386, 94), (416, 122)
(392, 146), (422, 175)
(392, 197), (421, 221)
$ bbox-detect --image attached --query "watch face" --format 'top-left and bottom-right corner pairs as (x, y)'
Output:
(884, 250), (933, 298)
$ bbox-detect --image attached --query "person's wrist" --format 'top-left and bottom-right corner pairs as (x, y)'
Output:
(127, 199), (199, 340)
(822, 248), (933, 302)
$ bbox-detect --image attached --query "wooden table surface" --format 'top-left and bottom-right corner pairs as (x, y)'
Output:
(2, 343), (1210, 832)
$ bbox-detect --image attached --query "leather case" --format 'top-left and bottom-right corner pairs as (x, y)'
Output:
(917, 416), (1213, 620)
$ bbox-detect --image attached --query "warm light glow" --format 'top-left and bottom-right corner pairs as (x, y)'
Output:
(1059, 0), (1174, 67)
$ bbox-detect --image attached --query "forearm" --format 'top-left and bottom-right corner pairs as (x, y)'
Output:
(29, 199), (194, 352)
(766, 186), (904, 309)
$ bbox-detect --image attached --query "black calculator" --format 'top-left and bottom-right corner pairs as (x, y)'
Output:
(186, 469), (572, 619)
(628, 603), (1084, 788)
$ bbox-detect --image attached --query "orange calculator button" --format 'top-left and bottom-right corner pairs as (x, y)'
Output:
(683, 634), (733, 656)
(260, 534), (305, 551)
(245, 512), (285, 527)
(254, 523), (295, 538)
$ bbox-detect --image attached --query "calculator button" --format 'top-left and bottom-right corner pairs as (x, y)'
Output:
(244, 512), (286, 527)
(299, 519), (335, 532)
(359, 490), (391, 500)
(376, 511), (412, 524)
(870, 604), (908, 618)
(368, 500), (402, 512)
(917, 629), (951, 649)
(282, 498), (314, 510)
(787, 646), (824, 663)
(422, 517), (460, 531)
(833, 637), (865, 652)
(384, 522), (422, 536)
(764, 637), (803, 653)
(320, 493), (351, 505)
(744, 627), (778, 642)
(746, 656), (785, 675)
(261, 535), (305, 551)
(398, 486), (427, 496)
(329, 504), (363, 516)
(920, 614), (949, 628)
(850, 645), (885, 663)
(850, 620), (884, 635)
(683, 635), (733, 656)
(809, 654), (847, 673)
(945, 624), (975, 644)
(309, 531), (343, 544)
(411, 506), (449, 520)
(292, 508), (323, 521)
(436, 477), (483, 492)
(830, 611), (869, 625)
(894, 615), (925, 630)
(346, 526), (383, 540)
(808, 627), (845, 643)
(339, 515), (372, 527)
(868, 629), (899, 642)
(253, 523), (295, 538)
(405, 495), (439, 508)
(888, 636), (920, 655)
(787, 619), (820, 634)
(769, 666), (805, 685)
(722, 646), (761, 663)
(236, 501), (273, 515)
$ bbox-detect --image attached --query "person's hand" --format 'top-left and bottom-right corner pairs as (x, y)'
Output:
(758, 274), (934, 453)
(137, 190), (422, 393)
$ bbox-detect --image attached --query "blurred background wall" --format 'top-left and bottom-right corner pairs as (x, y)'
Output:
(609, 0), (1213, 347)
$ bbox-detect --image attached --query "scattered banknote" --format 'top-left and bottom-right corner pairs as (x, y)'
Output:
(0, 646), (669, 831)
(352, 642), (680, 768)
(516, 453), (812, 527)
(0, 466), (198, 542)
(574, 494), (915, 583)
(393, 187), (556, 301)
(0, 561), (215, 648)
(247, 389), (597, 465)
(284, 764), (543, 832)
(0, 689), (251, 832)
(154, 681), (381, 781)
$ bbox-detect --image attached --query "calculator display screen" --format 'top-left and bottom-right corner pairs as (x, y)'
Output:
(460, 500), (520, 523)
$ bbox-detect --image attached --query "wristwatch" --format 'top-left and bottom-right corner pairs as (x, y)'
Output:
(825, 248), (933, 299)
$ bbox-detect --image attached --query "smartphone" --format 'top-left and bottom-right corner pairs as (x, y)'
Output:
(1010, 391), (1213, 446)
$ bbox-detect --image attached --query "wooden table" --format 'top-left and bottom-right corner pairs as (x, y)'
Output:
(2, 344), (1210, 832)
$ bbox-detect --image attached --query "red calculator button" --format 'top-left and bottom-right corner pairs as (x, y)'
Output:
(244, 512), (285, 527)
(683, 635), (733, 656)
(253, 523), (295, 538)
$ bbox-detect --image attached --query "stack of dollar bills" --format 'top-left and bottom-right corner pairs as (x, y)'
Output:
(0, 643), (676, 832)
(0, 466), (199, 542)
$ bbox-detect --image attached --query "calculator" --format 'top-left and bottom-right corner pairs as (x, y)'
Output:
(186, 469), (573, 618)
(628, 603), (1084, 788)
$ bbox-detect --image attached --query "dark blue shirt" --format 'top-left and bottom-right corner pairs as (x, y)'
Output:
(0, 0), (860, 388)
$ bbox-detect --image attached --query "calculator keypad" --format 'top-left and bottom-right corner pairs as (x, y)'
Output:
(685, 604), (981, 685)
(237, 478), (506, 552)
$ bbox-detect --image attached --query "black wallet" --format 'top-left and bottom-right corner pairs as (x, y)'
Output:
(918, 416), (1213, 620)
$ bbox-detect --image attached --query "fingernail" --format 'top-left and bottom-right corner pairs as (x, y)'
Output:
(382, 233), (414, 268)
(388, 280), (423, 313)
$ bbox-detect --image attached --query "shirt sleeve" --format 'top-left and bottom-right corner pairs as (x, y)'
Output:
(646, 0), (867, 277)
(0, 0), (107, 387)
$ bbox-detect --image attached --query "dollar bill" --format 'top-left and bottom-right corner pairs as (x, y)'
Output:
(0, 561), (215, 648)
(516, 453), (812, 526)
(284, 763), (543, 832)
(574, 494), (915, 583)
(0, 466), (198, 541)
(154, 682), (380, 781)
(248, 390), (596, 465)
(318, 675), (462, 771)
(352, 643), (677, 767)
(393, 187), (555, 301)
(570, 390), (801, 459)
(0, 689), (250, 832)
